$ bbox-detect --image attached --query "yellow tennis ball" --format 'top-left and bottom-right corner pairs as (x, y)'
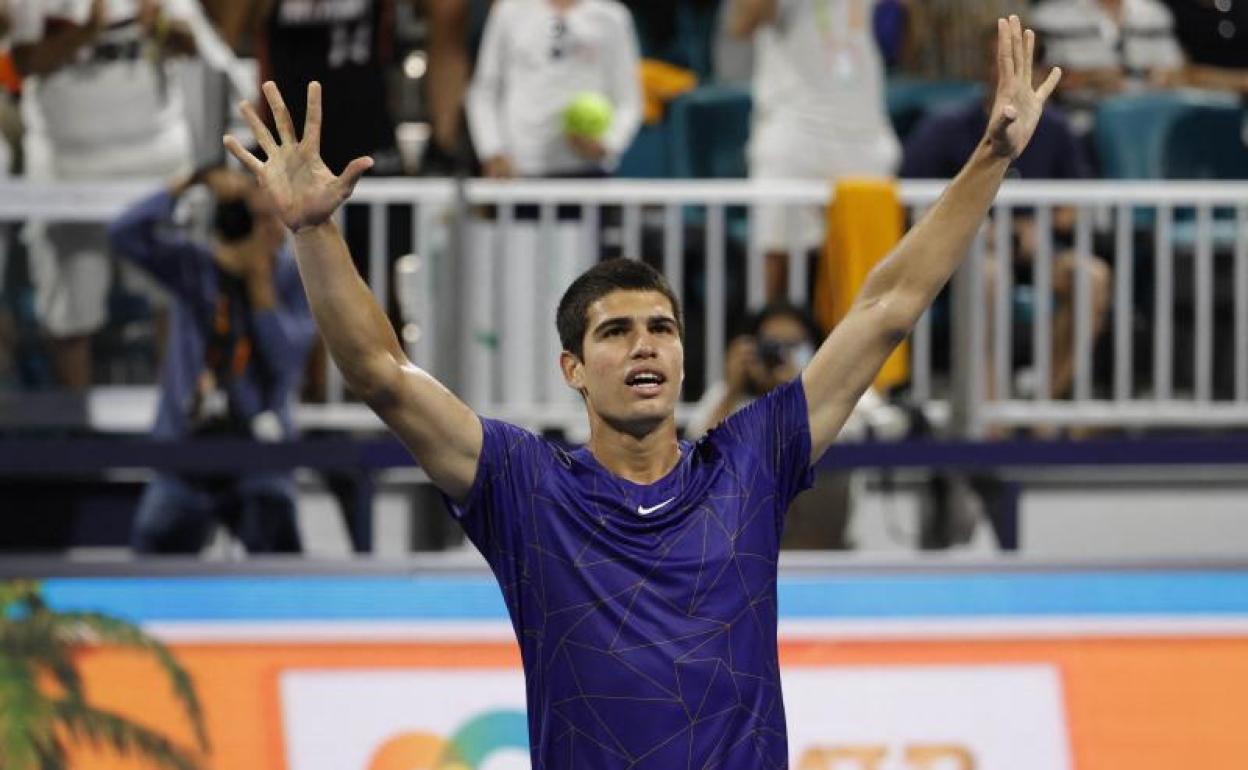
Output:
(563, 92), (613, 139)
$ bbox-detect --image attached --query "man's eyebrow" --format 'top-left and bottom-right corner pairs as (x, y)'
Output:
(592, 316), (634, 335)
(648, 314), (678, 326)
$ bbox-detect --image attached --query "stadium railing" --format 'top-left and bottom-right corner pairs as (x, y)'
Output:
(3, 177), (1247, 439)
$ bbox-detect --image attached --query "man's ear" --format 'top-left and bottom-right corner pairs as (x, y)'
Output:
(560, 350), (584, 392)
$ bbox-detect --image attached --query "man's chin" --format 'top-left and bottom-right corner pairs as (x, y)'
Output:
(600, 400), (675, 437)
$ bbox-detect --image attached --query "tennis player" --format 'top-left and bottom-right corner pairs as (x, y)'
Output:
(226, 16), (1059, 769)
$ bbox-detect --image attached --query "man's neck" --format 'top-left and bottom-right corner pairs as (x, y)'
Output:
(586, 417), (682, 485)
(548, 0), (580, 10)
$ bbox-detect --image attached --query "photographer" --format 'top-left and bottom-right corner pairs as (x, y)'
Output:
(689, 304), (854, 549)
(108, 166), (316, 555)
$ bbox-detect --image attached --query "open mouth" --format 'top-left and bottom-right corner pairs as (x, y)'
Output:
(625, 370), (666, 397)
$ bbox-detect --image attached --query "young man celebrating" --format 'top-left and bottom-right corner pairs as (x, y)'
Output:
(225, 16), (1059, 769)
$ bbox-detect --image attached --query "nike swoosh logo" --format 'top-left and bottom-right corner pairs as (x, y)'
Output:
(637, 497), (676, 516)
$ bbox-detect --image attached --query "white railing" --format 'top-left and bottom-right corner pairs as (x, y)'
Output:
(3, 178), (1247, 436)
(964, 181), (1248, 433)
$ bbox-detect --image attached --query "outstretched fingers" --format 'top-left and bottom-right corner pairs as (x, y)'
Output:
(338, 156), (375, 197)
(1037, 67), (1063, 103)
(263, 81), (297, 146)
(1023, 28), (1035, 85)
(997, 18), (1016, 85)
(223, 135), (264, 176)
(238, 100), (278, 159)
(1010, 16), (1025, 80)
(303, 81), (322, 155)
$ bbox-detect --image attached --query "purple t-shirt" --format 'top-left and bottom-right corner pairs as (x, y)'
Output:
(446, 379), (815, 769)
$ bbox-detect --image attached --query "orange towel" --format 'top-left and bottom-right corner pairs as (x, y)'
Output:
(639, 59), (697, 124)
(815, 177), (909, 392)
(0, 52), (21, 95)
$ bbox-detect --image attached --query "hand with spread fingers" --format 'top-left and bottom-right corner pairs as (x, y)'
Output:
(223, 81), (374, 233)
(985, 15), (1063, 161)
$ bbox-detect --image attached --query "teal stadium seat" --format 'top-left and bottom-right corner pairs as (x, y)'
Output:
(667, 84), (752, 179)
(1093, 91), (1241, 242)
(618, 4), (723, 178)
(1162, 100), (1248, 247)
(1093, 90), (1237, 179)
(1161, 102), (1248, 180)
(616, 123), (673, 178)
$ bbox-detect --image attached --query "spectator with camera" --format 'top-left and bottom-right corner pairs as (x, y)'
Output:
(108, 166), (316, 555)
(689, 303), (857, 549)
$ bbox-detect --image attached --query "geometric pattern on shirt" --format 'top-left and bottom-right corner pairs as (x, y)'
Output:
(482, 433), (791, 770)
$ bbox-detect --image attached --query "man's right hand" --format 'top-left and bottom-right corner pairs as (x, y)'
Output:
(224, 81), (374, 233)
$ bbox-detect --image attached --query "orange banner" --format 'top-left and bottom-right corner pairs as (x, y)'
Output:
(67, 636), (1248, 770)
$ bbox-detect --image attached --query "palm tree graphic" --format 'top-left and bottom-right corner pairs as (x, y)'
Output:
(0, 580), (209, 770)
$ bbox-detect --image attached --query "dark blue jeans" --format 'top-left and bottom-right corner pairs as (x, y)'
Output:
(131, 472), (302, 554)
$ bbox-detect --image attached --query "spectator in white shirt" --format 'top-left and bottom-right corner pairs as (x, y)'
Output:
(1032, 0), (1185, 130)
(467, 0), (642, 179)
(10, 0), (198, 390)
(729, 0), (900, 301)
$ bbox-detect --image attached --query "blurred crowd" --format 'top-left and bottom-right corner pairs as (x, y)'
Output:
(0, 0), (1245, 554)
(0, 0), (1244, 396)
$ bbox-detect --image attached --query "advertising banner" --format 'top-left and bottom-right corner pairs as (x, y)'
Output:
(16, 570), (1248, 770)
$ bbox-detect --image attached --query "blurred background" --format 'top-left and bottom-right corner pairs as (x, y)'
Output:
(1, 1), (1247, 768)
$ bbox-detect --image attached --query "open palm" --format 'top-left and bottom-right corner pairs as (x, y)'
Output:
(224, 81), (373, 232)
(986, 16), (1063, 161)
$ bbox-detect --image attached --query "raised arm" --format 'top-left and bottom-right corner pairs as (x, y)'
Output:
(224, 81), (482, 502)
(802, 16), (1061, 461)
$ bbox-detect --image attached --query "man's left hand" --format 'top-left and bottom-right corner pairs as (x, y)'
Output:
(985, 15), (1062, 161)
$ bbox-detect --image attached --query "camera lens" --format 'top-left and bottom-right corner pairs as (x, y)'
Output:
(214, 197), (255, 243)
(758, 339), (786, 368)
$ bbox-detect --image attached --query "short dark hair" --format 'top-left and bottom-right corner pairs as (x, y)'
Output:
(556, 259), (683, 359)
(749, 302), (821, 343)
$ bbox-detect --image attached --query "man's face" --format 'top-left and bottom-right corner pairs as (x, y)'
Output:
(751, 314), (814, 393)
(562, 289), (684, 436)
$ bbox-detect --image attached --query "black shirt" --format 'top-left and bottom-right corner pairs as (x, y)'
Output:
(259, 0), (398, 174)
(1164, 0), (1248, 68)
